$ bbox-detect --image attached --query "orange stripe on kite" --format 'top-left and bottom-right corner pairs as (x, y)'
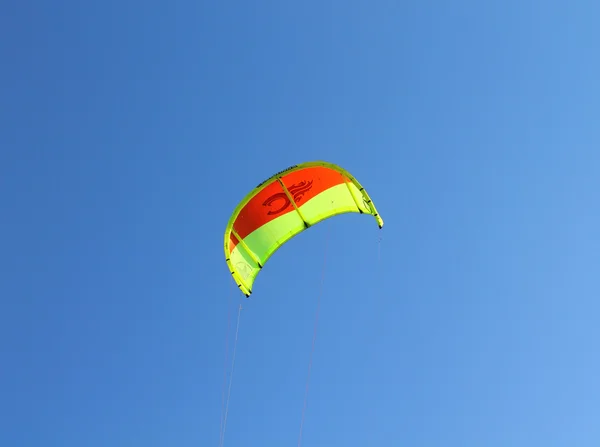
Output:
(229, 166), (347, 252)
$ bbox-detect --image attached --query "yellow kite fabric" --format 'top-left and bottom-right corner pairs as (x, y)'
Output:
(224, 161), (383, 297)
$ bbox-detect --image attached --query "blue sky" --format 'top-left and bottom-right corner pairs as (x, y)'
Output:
(2, 1), (600, 446)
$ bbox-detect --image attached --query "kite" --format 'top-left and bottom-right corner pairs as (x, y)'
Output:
(223, 161), (383, 296)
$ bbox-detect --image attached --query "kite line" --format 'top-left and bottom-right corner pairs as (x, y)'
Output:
(220, 302), (243, 447)
(297, 224), (331, 447)
(219, 285), (233, 444)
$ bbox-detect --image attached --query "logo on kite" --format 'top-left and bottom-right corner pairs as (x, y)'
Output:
(362, 197), (371, 212)
(262, 180), (313, 215)
(235, 261), (252, 279)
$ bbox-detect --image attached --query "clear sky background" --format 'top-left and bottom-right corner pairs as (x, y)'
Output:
(1, 1), (600, 446)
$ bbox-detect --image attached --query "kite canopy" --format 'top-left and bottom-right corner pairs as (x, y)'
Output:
(224, 161), (383, 297)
